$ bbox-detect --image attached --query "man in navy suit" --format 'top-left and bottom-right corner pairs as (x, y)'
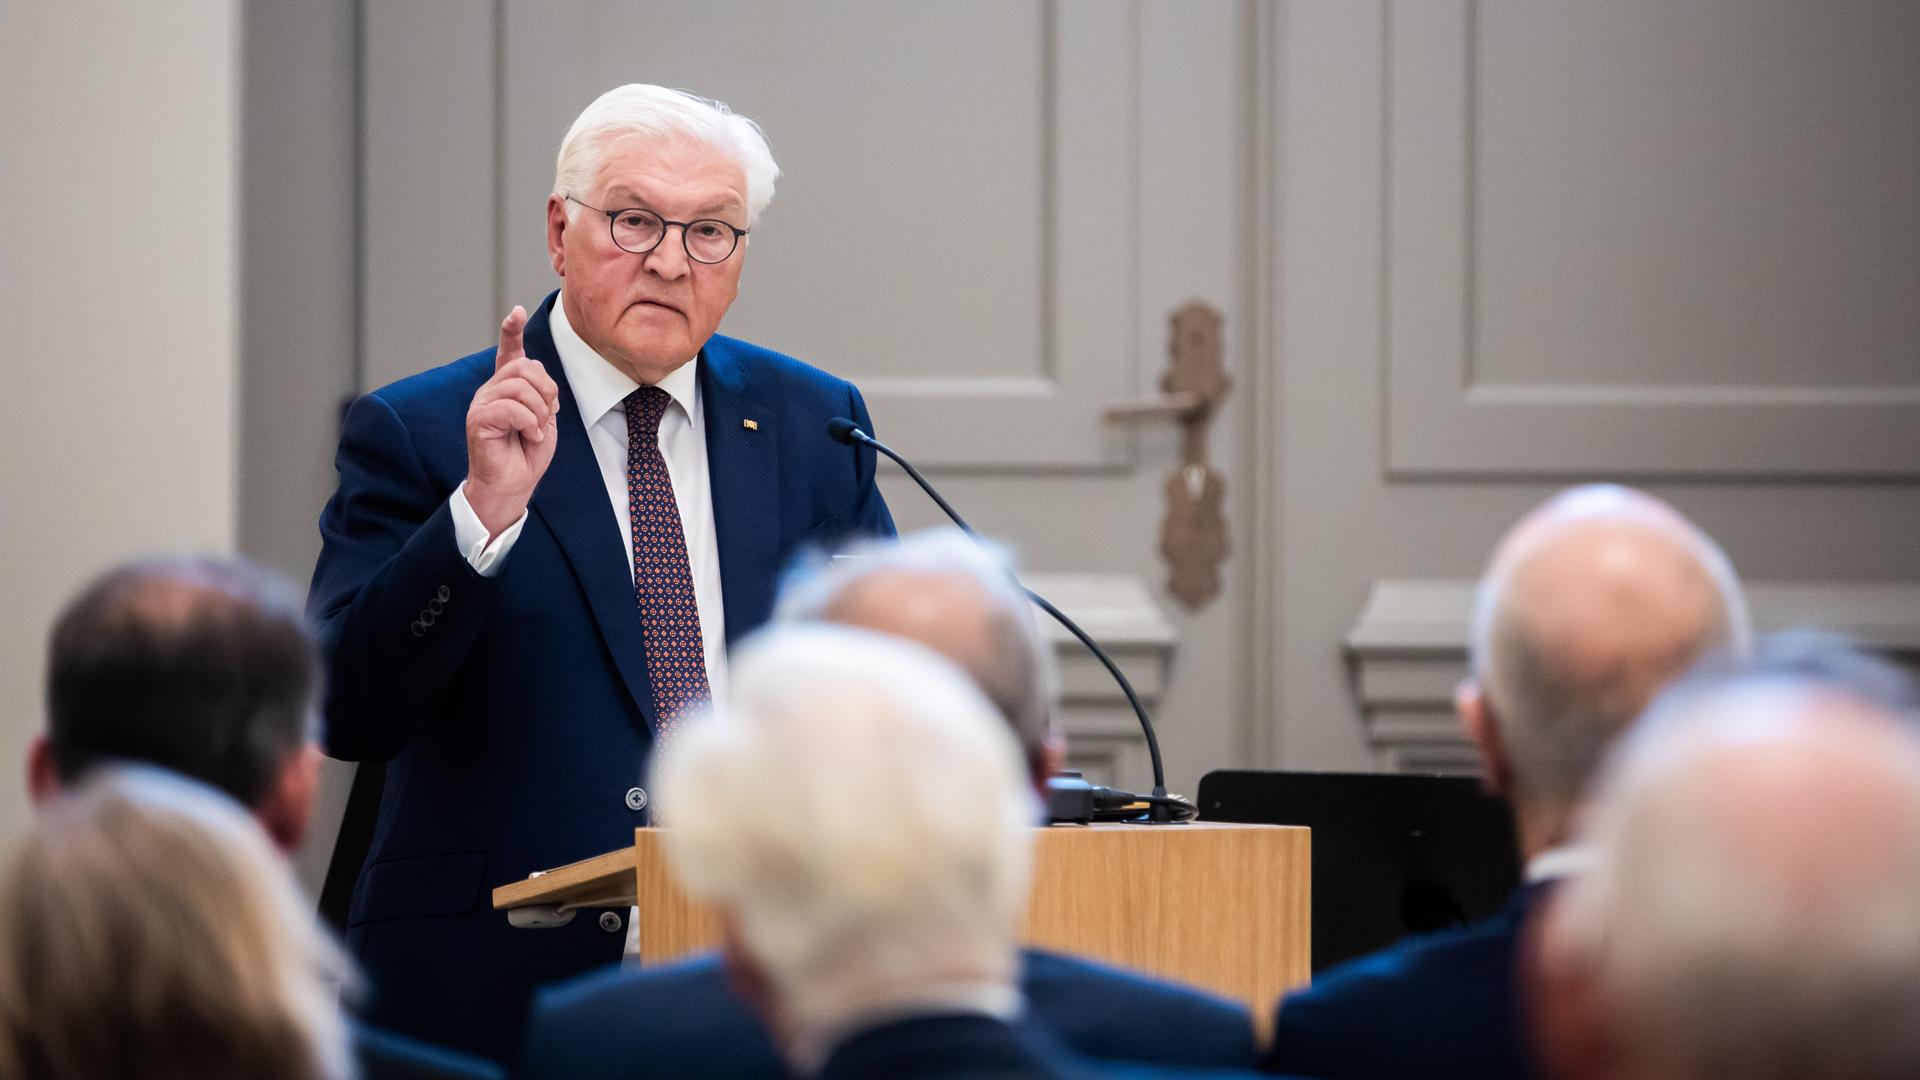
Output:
(521, 532), (1259, 1077)
(620, 625), (1262, 1080)
(308, 84), (891, 1063)
(1262, 486), (1752, 1079)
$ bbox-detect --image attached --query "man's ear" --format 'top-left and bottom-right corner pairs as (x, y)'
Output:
(26, 734), (62, 805)
(547, 194), (570, 277)
(1458, 678), (1515, 797)
(1034, 731), (1066, 791)
(719, 919), (783, 1043)
(255, 743), (322, 854)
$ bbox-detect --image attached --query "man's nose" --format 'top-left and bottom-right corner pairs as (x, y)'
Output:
(642, 225), (691, 281)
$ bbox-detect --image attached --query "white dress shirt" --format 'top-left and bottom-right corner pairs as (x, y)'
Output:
(449, 294), (730, 705)
(1524, 844), (1592, 884)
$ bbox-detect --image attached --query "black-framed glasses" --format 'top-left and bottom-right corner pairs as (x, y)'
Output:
(565, 194), (747, 264)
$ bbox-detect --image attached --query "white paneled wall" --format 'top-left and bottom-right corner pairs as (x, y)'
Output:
(1261, 0), (1920, 773)
(0, 0), (240, 843)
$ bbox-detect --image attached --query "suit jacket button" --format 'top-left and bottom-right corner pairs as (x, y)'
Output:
(598, 911), (624, 934)
(419, 609), (436, 627)
(410, 620), (427, 638)
(624, 787), (649, 812)
(428, 598), (445, 615)
(437, 584), (451, 602)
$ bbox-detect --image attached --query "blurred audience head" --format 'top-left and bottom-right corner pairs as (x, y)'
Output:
(1461, 484), (1750, 852)
(0, 767), (354, 1080)
(1699, 628), (1918, 717)
(1532, 666), (1920, 1080)
(33, 556), (322, 852)
(777, 527), (1060, 781)
(656, 624), (1038, 1066)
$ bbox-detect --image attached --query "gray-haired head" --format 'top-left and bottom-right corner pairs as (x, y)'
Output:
(1695, 629), (1918, 719)
(775, 528), (1058, 780)
(655, 624), (1038, 1064)
(555, 84), (780, 227)
(1465, 485), (1750, 826)
(1537, 672), (1920, 1080)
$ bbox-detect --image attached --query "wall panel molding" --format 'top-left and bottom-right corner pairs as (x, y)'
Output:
(1028, 573), (1175, 788)
(1346, 577), (1920, 773)
(1384, 0), (1920, 480)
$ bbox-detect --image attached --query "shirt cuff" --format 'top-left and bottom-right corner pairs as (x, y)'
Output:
(450, 483), (528, 577)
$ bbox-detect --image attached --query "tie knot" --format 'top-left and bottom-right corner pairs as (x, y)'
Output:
(624, 385), (672, 436)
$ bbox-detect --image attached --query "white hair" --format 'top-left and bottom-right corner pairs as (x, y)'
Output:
(1468, 485), (1751, 804)
(774, 528), (1058, 767)
(654, 624), (1038, 1039)
(1548, 678), (1920, 1080)
(554, 84), (780, 227)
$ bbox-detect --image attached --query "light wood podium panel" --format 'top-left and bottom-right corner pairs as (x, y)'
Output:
(494, 822), (1310, 1019)
(1024, 822), (1311, 1015)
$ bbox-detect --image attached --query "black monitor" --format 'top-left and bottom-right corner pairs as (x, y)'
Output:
(1197, 769), (1522, 973)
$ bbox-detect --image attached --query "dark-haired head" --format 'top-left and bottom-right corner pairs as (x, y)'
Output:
(34, 556), (320, 850)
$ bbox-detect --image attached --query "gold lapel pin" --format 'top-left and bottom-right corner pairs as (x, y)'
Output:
(742, 419), (760, 431)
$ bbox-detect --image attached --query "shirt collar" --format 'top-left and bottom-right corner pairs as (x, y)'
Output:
(549, 292), (701, 426)
(1525, 843), (1594, 884)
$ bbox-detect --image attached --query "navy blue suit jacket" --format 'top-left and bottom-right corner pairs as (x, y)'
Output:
(819, 1014), (1283, 1080)
(817, 1014), (1074, 1080)
(354, 1023), (503, 1080)
(308, 292), (893, 1062)
(520, 950), (1260, 1078)
(1260, 884), (1551, 1079)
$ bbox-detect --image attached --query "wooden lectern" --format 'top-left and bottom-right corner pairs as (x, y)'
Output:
(495, 822), (1310, 1021)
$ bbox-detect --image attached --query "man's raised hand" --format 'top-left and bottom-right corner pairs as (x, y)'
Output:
(464, 306), (562, 538)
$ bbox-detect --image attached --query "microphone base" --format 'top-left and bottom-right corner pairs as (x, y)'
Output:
(1045, 774), (1095, 824)
(1045, 773), (1190, 825)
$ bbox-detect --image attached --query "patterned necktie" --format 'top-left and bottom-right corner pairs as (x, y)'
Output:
(623, 386), (711, 742)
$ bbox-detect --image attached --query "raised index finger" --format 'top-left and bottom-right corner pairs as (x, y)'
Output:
(496, 306), (529, 371)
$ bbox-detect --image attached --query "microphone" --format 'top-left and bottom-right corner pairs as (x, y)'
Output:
(829, 417), (1187, 824)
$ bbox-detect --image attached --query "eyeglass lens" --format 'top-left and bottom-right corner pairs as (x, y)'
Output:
(610, 209), (739, 263)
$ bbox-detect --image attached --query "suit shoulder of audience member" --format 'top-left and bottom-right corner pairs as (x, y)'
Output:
(522, 947), (1259, 1079)
(1264, 890), (1538, 1078)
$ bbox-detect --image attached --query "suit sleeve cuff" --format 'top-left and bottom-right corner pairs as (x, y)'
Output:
(450, 482), (528, 577)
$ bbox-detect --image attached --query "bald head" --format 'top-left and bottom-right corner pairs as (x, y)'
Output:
(776, 530), (1057, 778)
(1538, 677), (1920, 1080)
(1467, 485), (1749, 812)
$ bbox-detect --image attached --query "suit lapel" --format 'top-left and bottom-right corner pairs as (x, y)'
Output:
(699, 337), (780, 647)
(522, 292), (657, 735)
